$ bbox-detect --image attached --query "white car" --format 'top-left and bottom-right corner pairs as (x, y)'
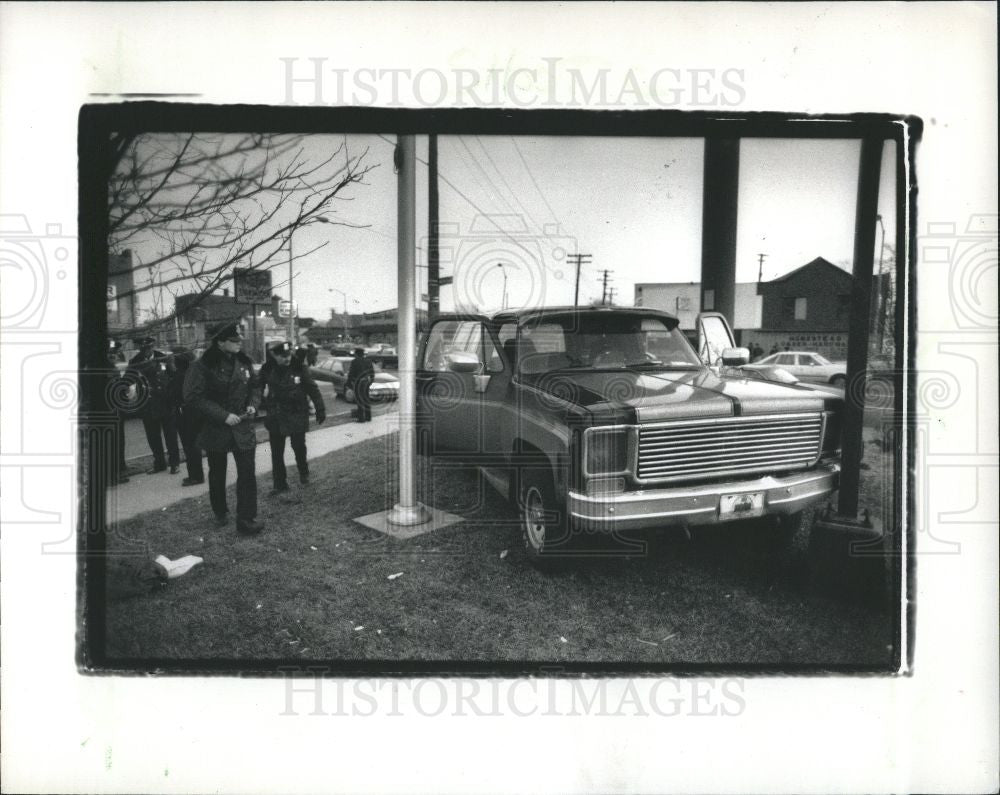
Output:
(756, 351), (847, 386)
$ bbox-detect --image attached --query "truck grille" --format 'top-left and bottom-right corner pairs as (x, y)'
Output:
(637, 413), (825, 483)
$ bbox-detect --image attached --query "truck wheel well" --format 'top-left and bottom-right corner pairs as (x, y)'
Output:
(511, 439), (560, 502)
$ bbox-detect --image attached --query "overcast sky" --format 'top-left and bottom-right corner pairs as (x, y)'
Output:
(134, 134), (897, 322)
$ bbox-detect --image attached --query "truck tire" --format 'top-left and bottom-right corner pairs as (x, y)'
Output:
(519, 470), (571, 569)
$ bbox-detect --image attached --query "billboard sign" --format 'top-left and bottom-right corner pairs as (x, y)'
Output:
(233, 268), (272, 304)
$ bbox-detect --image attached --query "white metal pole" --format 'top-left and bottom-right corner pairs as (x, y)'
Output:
(388, 135), (430, 526)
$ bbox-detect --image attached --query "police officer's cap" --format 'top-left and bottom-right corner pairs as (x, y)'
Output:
(270, 341), (292, 356)
(211, 322), (243, 343)
(138, 335), (156, 346)
(107, 339), (122, 352)
(353, 347), (366, 356)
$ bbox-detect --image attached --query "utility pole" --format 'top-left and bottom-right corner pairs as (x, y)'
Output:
(568, 252), (592, 306)
(598, 269), (614, 305)
(427, 134), (440, 323)
(607, 287), (618, 306)
(756, 252), (768, 283)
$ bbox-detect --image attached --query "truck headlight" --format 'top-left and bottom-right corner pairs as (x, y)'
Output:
(585, 428), (630, 476)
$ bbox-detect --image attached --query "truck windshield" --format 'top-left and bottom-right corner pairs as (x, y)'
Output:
(518, 314), (702, 374)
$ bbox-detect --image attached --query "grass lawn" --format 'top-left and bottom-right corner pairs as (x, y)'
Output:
(102, 432), (895, 669)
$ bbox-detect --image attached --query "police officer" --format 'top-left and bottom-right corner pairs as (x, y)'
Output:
(347, 346), (375, 423)
(127, 336), (180, 474)
(263, 341), (325, 494)
(171, 348), (204, 486)
(106, 339), (130, 484)
(183, 323), (263, 535)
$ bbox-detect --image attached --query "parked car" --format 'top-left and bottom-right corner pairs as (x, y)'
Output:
(733, 363), (845, 397)
(416, 307), (843, 568)
(755, 351), (847, 386)
(310, 356), (400, 402)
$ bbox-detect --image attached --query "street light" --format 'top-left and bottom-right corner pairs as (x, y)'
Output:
(288, 216), (331, 345)
(496, 262), (518, 310)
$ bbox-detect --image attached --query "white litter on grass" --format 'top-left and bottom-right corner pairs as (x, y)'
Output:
(559, 636), (568, 644)
(354, 625), (364, 631)
(154, 555), (203, 579)
(376, 629), (382, 635)
(387, 572), (404, 580)
(637, 638), (659, 647)
(255, 603), (262, 610)
(310, 545), (318, 551)
(499, 549), (508, 559)
(661, 633), (678, 642)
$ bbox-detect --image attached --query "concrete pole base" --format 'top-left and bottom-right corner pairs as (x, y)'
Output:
(386, 502), (432, 527)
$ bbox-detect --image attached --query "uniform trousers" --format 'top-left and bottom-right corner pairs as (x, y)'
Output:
(142, 412), (180, 468)
(270, 432), (308, 485)
(355, 379), (372, 422)
(177, 407), (204, 481)
(206, 449), (257, 521)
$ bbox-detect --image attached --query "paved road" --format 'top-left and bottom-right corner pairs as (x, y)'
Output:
(123, 380), (396, 466)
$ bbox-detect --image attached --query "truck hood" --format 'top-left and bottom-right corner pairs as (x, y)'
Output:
(522, 368), (832, 421)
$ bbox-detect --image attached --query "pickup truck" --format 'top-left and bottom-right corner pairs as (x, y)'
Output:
(416, 306), (842, 567)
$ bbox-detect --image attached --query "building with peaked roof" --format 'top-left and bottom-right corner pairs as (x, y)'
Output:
(757, 256), (854, 332)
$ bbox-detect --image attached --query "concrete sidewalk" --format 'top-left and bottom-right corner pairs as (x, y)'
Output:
(109, 415), (396, 522)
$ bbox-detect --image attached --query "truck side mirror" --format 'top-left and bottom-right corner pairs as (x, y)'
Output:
(721, 347), (750, 366)
(445, 350), (483, 374)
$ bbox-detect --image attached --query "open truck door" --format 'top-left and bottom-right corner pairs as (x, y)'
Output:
(695, 311), (750, 369)
(416, 315), (490, 458)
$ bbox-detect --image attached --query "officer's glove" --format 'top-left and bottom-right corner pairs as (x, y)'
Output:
(316, 413), (326, 425)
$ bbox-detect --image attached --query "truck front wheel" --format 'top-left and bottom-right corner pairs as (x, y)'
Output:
(519, 471), (571, 569)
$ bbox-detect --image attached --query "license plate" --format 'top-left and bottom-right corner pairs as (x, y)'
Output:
(719, 492), (765, 520)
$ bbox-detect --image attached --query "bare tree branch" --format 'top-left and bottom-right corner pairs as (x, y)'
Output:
(108, 133), (378, 331)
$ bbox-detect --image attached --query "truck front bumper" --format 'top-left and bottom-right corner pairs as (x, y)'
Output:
(568, 463), (839, 532)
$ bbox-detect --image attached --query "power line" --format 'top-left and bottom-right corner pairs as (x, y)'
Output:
(374, 133), (565, 280)
(455, 136), (522, 221)
(510, 136), (562, 229)
(474, 135), (544, 235)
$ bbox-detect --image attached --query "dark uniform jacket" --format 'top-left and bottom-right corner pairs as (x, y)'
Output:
(263, 362), (326, 436)
(126, 349), (175, 419)
(183, 346), (260, 452)
(347, 356), (375, 391)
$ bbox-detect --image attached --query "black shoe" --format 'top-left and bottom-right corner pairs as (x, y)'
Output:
(236, 519), (264, 536)
(147, 464), (167, 474)
(169, 465), (180, 475)
(270, 483), (290, 496)
(213, 513), (229, 527)
(182, 477), (205, 487)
